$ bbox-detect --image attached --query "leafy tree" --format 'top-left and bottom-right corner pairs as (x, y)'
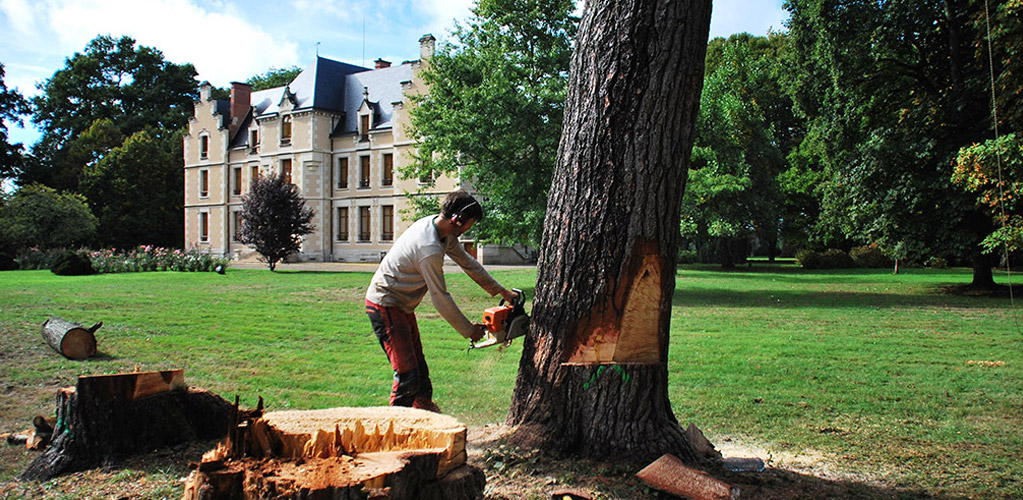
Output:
(952, 133), (1023, 256)
(78, 127), (184, 249)
(247, 66), (302, 91)
(406, 0), (577, 246)
(239, 173), (315, 271)
(786, 0), (1007, 286)
(22, 35), (197, 191)
(0, 63), (31, 180)
(0, 184), (97, 251)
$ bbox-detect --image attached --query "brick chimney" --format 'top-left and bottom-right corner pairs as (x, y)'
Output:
(374, 58), (391, 69)
(229, 81), (252, 137)
(419, 34), (436, 60)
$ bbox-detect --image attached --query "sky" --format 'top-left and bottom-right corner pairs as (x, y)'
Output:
(0, 0), (788, 148)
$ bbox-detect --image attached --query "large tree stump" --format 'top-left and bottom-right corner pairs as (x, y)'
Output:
(40, 317), (100, 359)
(20, 370), (232, 481)
(183, 405), (485, 500)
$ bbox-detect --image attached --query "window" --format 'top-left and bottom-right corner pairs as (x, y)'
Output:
(381, 205), (394, 241)
(359, 206), (371, 242)
(249, 129), (259, 153)
(200, 135), (209, 159)
(199, 169), (209, 197)
(281, 159), (292, 184)
(337, 157), (349, 189)
(232, 167), (242, 195)
(418, 169), (435, 185)
(281, 115), (292, 144)
(250, 165), (259, 188)
(383, 153), (393, 186)
(199, 212), (209, 242)
(232, 211), (242, 241)
(336, 207), (349, 241)
(359, 115), (370, 142)
(359, 156), (370, 188)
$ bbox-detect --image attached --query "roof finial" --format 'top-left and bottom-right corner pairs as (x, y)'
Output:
(363, 86), (369, 100)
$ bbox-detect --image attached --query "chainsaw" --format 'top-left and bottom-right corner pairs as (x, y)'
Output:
(469, 288), (529, 350)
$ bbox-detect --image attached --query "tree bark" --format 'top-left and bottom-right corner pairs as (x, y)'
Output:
(40, 317), (99, 359)
(20, 371), (231, 481)
(506, 0), (713, 465)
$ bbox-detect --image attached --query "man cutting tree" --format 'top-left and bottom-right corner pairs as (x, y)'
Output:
(365, 190), (518, 412)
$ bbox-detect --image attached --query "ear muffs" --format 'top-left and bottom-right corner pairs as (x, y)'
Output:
(451, 200), (479, 227)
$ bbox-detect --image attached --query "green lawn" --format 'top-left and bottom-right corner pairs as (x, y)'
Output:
(0, 264), (1020, 498)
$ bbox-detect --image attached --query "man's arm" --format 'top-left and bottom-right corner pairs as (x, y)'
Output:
(445, 243), (515, 300)
(420, 254), (483, 340)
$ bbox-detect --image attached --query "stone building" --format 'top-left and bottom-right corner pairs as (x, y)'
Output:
(183, 34), (489, 263)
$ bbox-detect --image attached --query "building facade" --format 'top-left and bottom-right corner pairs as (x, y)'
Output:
(183, 35), (477, 263)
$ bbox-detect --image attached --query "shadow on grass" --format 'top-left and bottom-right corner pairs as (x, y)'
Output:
(670, 287), (1004, 309)
(721, 467), (967, 500)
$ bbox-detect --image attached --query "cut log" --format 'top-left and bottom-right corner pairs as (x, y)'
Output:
(636, 454), (739, 500)
(183, 406), (485, 500)
(40, 317), (100, 359)
(19, 371), (231, 481)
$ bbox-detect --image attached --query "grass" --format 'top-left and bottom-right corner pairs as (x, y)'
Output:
(0, 263), (1021, 498)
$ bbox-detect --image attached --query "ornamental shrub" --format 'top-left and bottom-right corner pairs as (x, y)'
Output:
(51, 250), (95, 276)
(850, 244), (893, 268)
(797, 248), (856, 269)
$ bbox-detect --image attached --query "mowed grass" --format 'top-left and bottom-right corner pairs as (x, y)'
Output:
(0, 264), (1021, 498)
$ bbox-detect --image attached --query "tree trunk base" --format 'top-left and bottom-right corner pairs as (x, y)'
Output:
(20, 371), (231, 481)
(183, 405), (485, 500)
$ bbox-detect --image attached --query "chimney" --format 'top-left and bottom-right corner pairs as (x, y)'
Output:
(374, 58), (391, 69)
(229, 81), (252, 137)
(419, 34), (436, 60)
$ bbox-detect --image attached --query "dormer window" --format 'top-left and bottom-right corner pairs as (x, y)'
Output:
(200, 135), (209, 160)
(249, 129), (259, 153)
(359, 114), (370, 142)
(281, 115), (292, 145)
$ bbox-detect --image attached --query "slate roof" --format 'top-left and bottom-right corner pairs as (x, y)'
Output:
(227, 56), (414, 148)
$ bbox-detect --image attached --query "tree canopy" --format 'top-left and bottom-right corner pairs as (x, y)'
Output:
(247, 66), (303, 91)
(407, 0), (577, 246)
(0, 63), (30, 180)
(0, 184), (97, 251)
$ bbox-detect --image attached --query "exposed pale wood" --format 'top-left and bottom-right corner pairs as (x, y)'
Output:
(40, 317), (98, 359)
(183, 406), (484, 500)
(636, 454), (739, 500)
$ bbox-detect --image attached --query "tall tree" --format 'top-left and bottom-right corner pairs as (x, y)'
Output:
(78, 127), (184, 249)
(0, 184), (97, 251)
(507, 0), (713, 463)
(247, 66), (303, 91)
(0, 63), (31, 180)
(786, 0), (1009, 285)
(239, 174), (315, 271)
(407, 0), (577, 246)
(22, 35), (196, 191)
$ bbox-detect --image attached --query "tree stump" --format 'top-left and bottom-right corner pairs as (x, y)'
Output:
(40, 317), (100, 359)
(183, 405), (485, 500)
(20, 370), (232, 481)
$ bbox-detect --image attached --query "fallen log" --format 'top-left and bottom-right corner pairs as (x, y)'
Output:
(636, 453), (739, 500)
(20, 370), (231, 481)
(183, 405), (485, 500)
(40, 317), (100, 359)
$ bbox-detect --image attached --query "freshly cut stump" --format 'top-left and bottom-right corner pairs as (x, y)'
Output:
(183, 406), (485, 500)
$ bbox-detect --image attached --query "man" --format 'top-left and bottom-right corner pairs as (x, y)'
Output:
(365, 190), (517, 412)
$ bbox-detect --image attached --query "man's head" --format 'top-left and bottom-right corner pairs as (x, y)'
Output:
(441, 190), (484, 229)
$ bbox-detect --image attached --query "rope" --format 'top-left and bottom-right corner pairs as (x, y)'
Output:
(983, 0), (1019, 329)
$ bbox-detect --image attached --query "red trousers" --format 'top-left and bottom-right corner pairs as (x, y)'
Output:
(365, 300), (434, 408)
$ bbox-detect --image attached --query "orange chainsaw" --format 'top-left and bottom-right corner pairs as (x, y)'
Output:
(470, 288), (529, 349)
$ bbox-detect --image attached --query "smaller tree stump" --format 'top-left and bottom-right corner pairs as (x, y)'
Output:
(40, 317), (100, 359)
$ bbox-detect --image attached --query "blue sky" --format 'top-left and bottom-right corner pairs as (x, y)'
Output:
(0, 0), (788, 147)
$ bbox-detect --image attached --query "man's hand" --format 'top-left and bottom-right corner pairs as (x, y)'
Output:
(500, 288), (519, 303)
(470, 324), (487, 343)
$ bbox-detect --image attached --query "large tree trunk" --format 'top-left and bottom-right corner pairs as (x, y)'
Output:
(40, 317), (99, 360)
(507, 0), (713, 465)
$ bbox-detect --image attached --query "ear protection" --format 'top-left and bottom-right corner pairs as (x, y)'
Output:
(451, 200), (479, 227)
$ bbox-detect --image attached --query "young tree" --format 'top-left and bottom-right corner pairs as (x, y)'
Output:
(952, 133), (1023, 257)
(239, 174), (315, 271)
(0, 63), (30, 180)
(407, 0), (577, 246)
(507, 0), (713, 464)
(0, 184), (97, 251)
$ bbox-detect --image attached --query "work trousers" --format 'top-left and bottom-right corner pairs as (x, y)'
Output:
(365, 300), (434, 409)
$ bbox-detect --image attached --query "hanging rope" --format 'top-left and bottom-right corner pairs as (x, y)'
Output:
(983, 0), (1019, 330)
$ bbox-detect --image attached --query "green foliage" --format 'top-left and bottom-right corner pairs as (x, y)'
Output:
(22, 34), (197, 192)
(246, 66), (302, 91)
(0, 184), (97, 251)
(400, 190), (441, 223)
(50, 250), (94, 276)
(849, 244), (893, 269)
(78, 128), (184, 249)
(796, 248), (856, 269)
(952, 133), (1023, 255)
(407, 0), (577, 245)
(239, 173), (315, 271)
(0, 63), (31, 179)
